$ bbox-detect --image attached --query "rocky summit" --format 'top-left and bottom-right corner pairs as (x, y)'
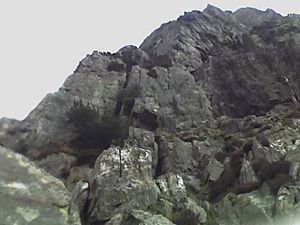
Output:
(1, 5), (300, 225)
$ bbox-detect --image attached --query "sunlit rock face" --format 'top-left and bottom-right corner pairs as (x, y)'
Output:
(1, 4), (300, 225)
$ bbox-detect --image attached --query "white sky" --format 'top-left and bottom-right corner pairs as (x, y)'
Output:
(0, 1), (299, 120)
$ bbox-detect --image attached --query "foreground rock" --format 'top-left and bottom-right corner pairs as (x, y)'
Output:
(209, 183), (300, 225)
(0, 146), (81, 225)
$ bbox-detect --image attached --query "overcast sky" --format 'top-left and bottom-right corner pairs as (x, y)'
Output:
(0, 1), (299, 120)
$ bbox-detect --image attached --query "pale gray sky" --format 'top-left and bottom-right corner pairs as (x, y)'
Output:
(0, 1), (299, 120)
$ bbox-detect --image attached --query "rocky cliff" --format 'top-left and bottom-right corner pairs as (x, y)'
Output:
(1, 5), (300, 225)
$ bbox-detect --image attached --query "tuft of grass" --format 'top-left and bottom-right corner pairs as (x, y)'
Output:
(67, 100), (125, 149)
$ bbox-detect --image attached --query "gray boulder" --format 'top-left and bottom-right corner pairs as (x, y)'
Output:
(0, 146), (81, 225)
(86, 144), (159, 222)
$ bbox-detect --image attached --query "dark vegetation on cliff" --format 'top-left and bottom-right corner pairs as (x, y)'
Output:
(67, 84), (142, 151)
(67, 100), (121, 150)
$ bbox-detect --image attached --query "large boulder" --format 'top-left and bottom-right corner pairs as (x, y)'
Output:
(0, 146), (81, 225)
(86, 145), (159, 223)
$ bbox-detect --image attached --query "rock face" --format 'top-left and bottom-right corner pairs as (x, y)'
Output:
(1, 4), (300, 225)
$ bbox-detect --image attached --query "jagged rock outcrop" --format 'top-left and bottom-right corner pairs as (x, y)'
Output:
(1, 4), (300, 225)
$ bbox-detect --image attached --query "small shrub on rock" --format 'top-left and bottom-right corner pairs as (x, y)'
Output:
(67, 100), (100, 129)
(67, 100), (123, 149)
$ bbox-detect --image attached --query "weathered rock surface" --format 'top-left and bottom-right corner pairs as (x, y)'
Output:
(35, 152), (77, 181)
(209, 182), (300, 225)
(86, 145), (159, 223)
(152, 173), (207, 225)
(1, 4), (300, 225)
(105, 210), (174, 225)
(0, 146), (81, 225)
